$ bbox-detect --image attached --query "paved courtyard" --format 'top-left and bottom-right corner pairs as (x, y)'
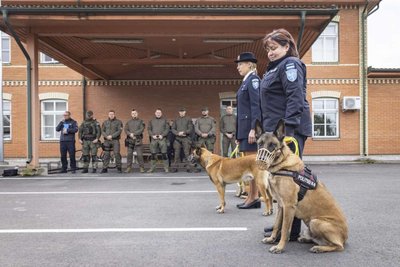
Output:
(0, 164), (399, 266)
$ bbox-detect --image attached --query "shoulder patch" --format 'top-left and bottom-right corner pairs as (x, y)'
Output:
(251, 78), (260, 90)
(285, 67), (297, 82)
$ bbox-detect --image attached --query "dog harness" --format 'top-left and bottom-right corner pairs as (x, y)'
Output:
(271, 166), (318, 201)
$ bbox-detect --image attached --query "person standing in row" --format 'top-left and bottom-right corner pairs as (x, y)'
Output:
(78, 110), (101, 173)
(56, 111), (78, 173)
(101, 110), (123, 173)
(171, 107), (193, 172)
(195, 107), (216, 152)
(260, 29), (312, 241)
(220, 105), (237, 157)
(124, 109), (145, 173)
(147, 108), (170, 173)
(234, 52), (262, 210)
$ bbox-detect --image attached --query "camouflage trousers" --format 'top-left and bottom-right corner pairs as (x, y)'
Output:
(82, 140), (99, 169)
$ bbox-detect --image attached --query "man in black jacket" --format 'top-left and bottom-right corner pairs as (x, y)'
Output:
(56, 111), (78, 173)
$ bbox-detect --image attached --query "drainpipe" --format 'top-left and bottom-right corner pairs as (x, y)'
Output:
(297, 11), (306, 51)
(82, 76), (87, 118)
(2, 10), (33, 164)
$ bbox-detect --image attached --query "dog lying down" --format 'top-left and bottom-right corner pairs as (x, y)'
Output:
(189, 146), (273, 215)
(255, 119), (348, 253)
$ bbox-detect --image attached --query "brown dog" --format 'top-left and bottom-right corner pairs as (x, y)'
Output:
(189, 146), (273, 215)
(255, 119), (348, 253)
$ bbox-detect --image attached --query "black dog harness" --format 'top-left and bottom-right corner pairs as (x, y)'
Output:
(271, 166), (318, 202)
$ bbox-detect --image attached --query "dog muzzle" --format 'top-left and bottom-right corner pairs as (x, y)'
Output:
(256, 148), (276, 170)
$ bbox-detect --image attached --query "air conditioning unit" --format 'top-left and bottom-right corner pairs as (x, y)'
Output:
(342, 96), (361, 111)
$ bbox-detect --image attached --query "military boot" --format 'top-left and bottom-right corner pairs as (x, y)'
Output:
(147, 160), (156, 173)
(81, 168), (88, 174)
(125, 166), (133, 173)
(163, 160), (169, 173)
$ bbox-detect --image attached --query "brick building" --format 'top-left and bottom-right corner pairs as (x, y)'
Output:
(0, 0), (398, 165)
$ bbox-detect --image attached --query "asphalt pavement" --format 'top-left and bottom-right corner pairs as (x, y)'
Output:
(0, 164), (399, 267)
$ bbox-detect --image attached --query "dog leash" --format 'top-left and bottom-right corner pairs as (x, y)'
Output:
(284, 136), (300, 156)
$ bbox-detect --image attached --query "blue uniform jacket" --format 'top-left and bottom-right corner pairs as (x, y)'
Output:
(260, 56), (312, 137)
(236, 72), (262, 140)
(56, 118), (78, 142)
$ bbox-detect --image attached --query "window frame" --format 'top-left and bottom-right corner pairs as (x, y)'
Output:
(1, 31), (11, 64)
(3, 100), (11, 140)
(312, 97), (340, 139)
(40, 52), (59, 64)
(311, 22), (339, 64)
(40, 99), (68, 141)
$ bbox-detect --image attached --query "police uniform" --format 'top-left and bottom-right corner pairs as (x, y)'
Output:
(78, 112), (101, 173)
(124, 117), (145, 172)
(148, 116), (170, 172)
(171, 109), (193, 170)
(260, 55), (312, 239)
(195, 109), (216, 152)
(235, 53), (262, 153)
(101, 117), (123, 171)
(220, 113), (236, 157)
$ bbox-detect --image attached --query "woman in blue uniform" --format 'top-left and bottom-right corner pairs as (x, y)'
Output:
(235, 52), (262, 209)
(260, 29), (312, 240)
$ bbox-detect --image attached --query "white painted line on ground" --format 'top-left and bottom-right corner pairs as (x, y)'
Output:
(0, 176), (209, 180)
(0, 227), (247, 234)
(0, 190), (236, 195)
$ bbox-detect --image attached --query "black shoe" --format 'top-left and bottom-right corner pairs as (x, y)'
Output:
(238, 199), (261, 209)
(81, 169), (88, 174)
(263, 232), (299, 242)
(71, 170), (76, 174)
(101, 168), (108, 173)
(236, 202), (246, 208)
(60, 170), (67, 173)
(264, 226), (274, 233)
(171, 168), (178, 173)
(92, 169), (97, 173)
(117, 168), (122, 173)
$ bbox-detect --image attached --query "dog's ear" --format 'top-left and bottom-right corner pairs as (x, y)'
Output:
(273, 119), (286, 142)
(255, 120), (263, 138)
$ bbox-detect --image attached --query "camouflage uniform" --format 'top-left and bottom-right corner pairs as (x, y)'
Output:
(195, 116), (216, 152)
(148, 117), (170, 172)
(78, 118), (101, 171)
(171, 116), (193, 170)
(101, 118), (123, 169)
(220, 113), (237, 157)
(124, 118), (145, 172)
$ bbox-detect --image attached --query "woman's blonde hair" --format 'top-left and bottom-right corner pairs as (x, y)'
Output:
(249, 62), (258, 75)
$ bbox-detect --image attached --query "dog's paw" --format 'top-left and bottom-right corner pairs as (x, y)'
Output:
(215, 205), (222, 210)
(262, 237), (276, 244)
(262, 210), (273, 216)
(269, 245), (284, 254)
(310, 246), (325, 253)
(216, 208), (225, 214)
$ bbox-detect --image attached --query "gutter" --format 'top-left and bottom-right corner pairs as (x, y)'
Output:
(0, 6), (339, 16)
(2, 10), (32, 164)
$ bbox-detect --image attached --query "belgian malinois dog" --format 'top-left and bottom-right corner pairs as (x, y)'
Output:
(255, 119), (348, 253)
(189, 146), (273, 215)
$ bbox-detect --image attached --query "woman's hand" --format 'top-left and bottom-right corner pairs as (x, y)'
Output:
(248, 129), (256, 144)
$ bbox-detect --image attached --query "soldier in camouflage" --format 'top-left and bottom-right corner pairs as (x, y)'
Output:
(195, 107), (216, 152)
(171, 107), (193, 172)
(124, 109), (145, 173)
(220, 105), (237, 157)
(101, 110), (123, 173)
(147, 108), (170, 173)
(78, 110), (101, 173)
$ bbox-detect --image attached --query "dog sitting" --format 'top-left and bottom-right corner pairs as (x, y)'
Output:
(255, 119), (348, 254)
(189, 146), (273, 215)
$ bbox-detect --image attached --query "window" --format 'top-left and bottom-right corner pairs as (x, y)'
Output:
(41, 100), (67, 140)
(312, 98), (339, 138)
(312, 22), (338, 63)
(40, 52), (59, 64)
(1, 32), (11, 63)
(3, 100), (11, 140)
